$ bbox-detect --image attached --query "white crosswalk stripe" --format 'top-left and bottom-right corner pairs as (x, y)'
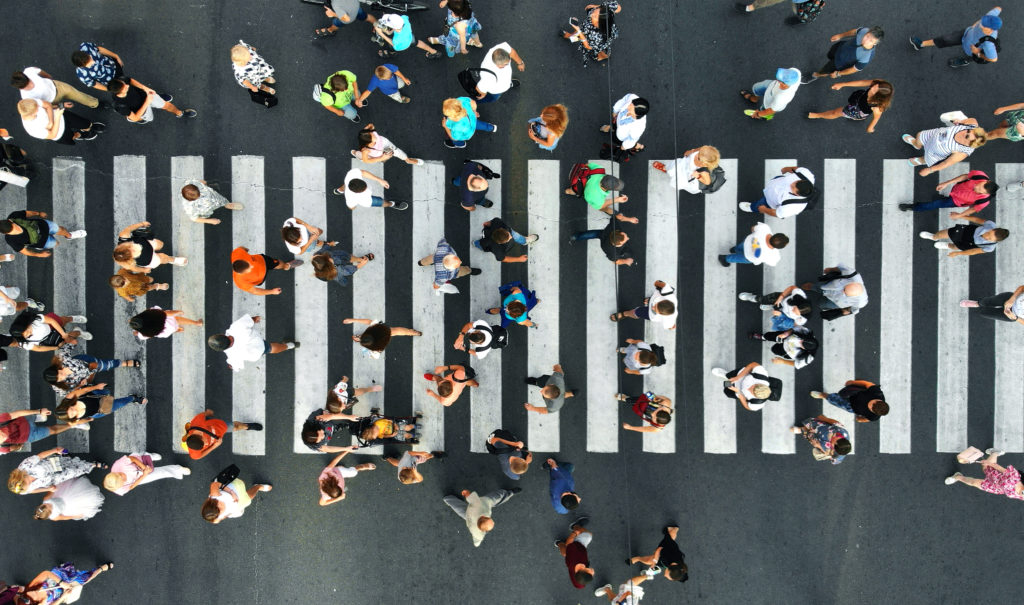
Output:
(7, 155), (1024, 457)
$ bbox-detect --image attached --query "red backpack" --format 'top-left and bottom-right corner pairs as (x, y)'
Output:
(566, 163), (605, 197)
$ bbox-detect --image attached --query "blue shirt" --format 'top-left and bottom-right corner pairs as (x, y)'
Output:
(832, 28), (875, 71)
(432, 238), (458, 286)
(962, 8), (1000, 59)
(367, 64), (401, 96)
(549, 463), (576, 514)
(75, 42), (118, 87)
(392, 16), (414, 51)
(502, 292), (528, 324)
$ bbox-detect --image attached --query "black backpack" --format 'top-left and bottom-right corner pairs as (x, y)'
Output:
(698, 165), (727, 193)
(649, 343), (667, 366)
(751, 372), (784, 401)
(457, 67), (496, 96)
(780, 169), (819, 211)
(977, 35), (1001, 57)
(488, 324), (509, 349)
(485, 428), (519, 454)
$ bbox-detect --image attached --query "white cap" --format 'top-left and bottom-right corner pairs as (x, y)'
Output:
(380, 14), (404, 30)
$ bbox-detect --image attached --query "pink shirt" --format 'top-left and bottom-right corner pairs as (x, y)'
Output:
(950, 170), (992, 211)
(109, 454), (153, 496)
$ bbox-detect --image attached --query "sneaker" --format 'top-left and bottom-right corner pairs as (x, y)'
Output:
(645, 565), (662, 578)
(758, 303), (773, 311)
(909, 36), (923, 50)
(70, 315), (88, 324)
(90, 122), (106, 134)
(98, 100), (113, 111)
(246, 422), (264, 431)
(443, 139), (459, 149)
(510, 79), (521, 88)
(959, 299), (978, 308)
(490, 124), (498, 133)
(332, 187), (345, 196)
(479, 199), (494, 208)
(986, 448), (1005, 456)
(570, 516), (590, 530)
(748, 331), (763, 340)
(73, 423), (91, 431)
(525, 234), (539, 245)
(710, 367), (728, 379)
(738, 202), (753, 212)
(898, 203), (914, 211)
(809, 390), (826, 399)
(351, 115), (362, 123)
(431, 451), (446, 459)
(178, 109), (198, 118)
(172, 257), (189, 266)
(735, 2), (752, 13)
(934, 242), (952, 250)
(509, 487), (522, 494)
(945, 472), (963, 485)
(718, 254), (730, 267)
(409, 158), (425, 165)
(287, 259), (305, 269)
(289, 341), (301, 349)
(594, 584), (613, 597)
(737, 292), (758, 302)
(801, 73), (818, 85)
(76, 330), (92, 341)
(78, 131), (99, 141)
(25, 298), (43, 311)
(149, 453), (162, 461)
(68, 230), (87, 239)
(182, 468), (192, 475)
(159, 93), (173, 102)
(469, 267), (482, 276)
(918, 231), (934, 240)
(390, 201), (409, 211)
(948, 56), (972, 68)
(1006, 181), (1024, 193)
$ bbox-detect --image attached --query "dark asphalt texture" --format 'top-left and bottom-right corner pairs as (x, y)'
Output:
(1, 2), (1023, 604)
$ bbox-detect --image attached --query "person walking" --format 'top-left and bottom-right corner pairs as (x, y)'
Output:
(442, 487), (520, 547)
(108, 77), (197, 122)
(442, 96), (496, 148)
(945, 448), (1023, 499)
(43, 343), (139, 399)
(803, 264), (868, 319)
(487, 281), (538, 328)
(317, 446), (376, 505)
(617, 392), (674, 433)
(802, 26), (884, 83)
(960, 285), (1024, 326)
(423, 364), (478, 407)
(55, 387), (146, 426)
(527, 104), (569, 151)
(109, 269), (167, 302)
(710, 363), (777, 411)
(738, 285), (811, 330)
(618, 339), (664, 376)
(474, 217), (535, 263)
(523, 363), (577, 415)
(898, 170), (998, 216)
(919, 215), (1008, 257)
(12, 66), (100, 109)
(471, 41), (525, 103)
(568, 168), (636, 221)
(0, 408), (81, 454)
(10, 311), (91, 353)
(418, 237), (481, 292)
(653, 146), (723, 194)
(201, 469), (272, 524)
(811, 380), (890, 423)
(351, 124), (425, 166)
(485, 429), (532, 479)
(807, 79), (893, 133)
(453, 159), (498, 211)
(113, 221), (187, 273)
(718, 222), (789, 267)
(791, 415), (851, 464)
(357, 64), (412, 105)
(129, 307), (203, 340)
(610, 280), (677, 329)
(208, 314), (298, 371)
(902, 118), (986, 176)
(740, 67), (801, 121)
(555, 517), (596, 589)
(750, 326), (818, 369)
(280, 217), (323, 256)
(546, 458), (581, 514)
(311, 242), (373, 287)
(570, 220), (635, 266)
(18, 562), (113, 604)
(736, 0), (827, 25)
(1, 209), (85, 258)
(626, 525), (689, 582)
(180, 179), (243, 225)
(593, 576), (651, 604)
(739, 166), (817, 219)
(454, 319), (509, 359)
(561, 1), (621, 67)
(102, 453), (190, 495)
(344, 318), (420, 359)
(910, 7), (1002, 68)
(313, 0), (377, 38)
(600, 93), (649, 162)
(231, 246), (302, 296)
(16, 98), (102, 145)
(71, 42), (124, 91)
(383, 449), (444, 485)
(181, 410), (262, 460)
(33, 476), (105, 521)
(231, 41), (276, 102)
(334, 168), (409, 210)
(373, 13), (442, 59)
(428, 0), (483, 57)
(987, 101), (1024, 142)
(318, 69), (363, 122)
(7, 447), (103, 495)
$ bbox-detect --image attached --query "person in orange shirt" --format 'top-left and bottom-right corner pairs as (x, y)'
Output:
(230, 246), (301, 295)
(181, 409), (262, 460)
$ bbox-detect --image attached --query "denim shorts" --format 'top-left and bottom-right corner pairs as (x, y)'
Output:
(39, 219), (59, 250)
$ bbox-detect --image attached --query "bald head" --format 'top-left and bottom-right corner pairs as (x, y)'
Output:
(844, 282), (864, 297)
(442, 254), (462, 270)
(477, 516), (495, 532)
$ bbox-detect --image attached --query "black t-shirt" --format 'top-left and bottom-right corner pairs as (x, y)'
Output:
(118, 233), (155, 266)
(112, 83), (148, 118)
(459, 162), (488, 207)
(847, 89), (873, 114)
(5, 211), (48, 252)
(478, 217), (513, 261)
(599, 221), (632, 261)
(78, 395), (102, 419)
(304, 408), (338, 451)
(841, 384), (885, 421)
(658, 533), (686, 566)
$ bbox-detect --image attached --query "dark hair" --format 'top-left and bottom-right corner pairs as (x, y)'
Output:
(637, 350), (657, 365)
(185, 434), (205, 451)
(993, 228), (1010, 242)
(984, 182), (1000, 195)
(560, 493), (580, 510)
(54, 398), (76, 423)
(801, 335), (819, 352)
(867, 80), (894, 111)
(301, 421), (322, 444)
(326, 388), (348, 414)
(42, 363), (70, 391)
(232, 259), (250, 274)
(871, 400), (890, 416)
(794, 181), (814, 197)
(467, 331), (486, 344)
(437, 381), (454, 397)
(129, 308), (168, 338)
(447, 0), (473, 19)
(10, 72), (29, 89)
(574, 570), (594, 586)
(769, 234), (790, 249)
(347, 179), (367, 194)
(357, 127), (375, 150)
(631, 97), (650, 118)
(668, 564), (689, 582)
(609, 230), (627, 246)
(311, 254), (337, 282)
(107, 78), (129, 95)
(360, 323), (392, 352)
(506, 300), (527, 319)
(112, 245), (134, 263)
(181, 184), (200, 201)
(654, 300), (675, 316)
(0, 220), (13, 234)
(201, 499), (220, 522)
(281, 226), (303, 245)
(867, 26), (884, 40)
(329, 74), (350, 92)
(834, 438), (852, 455)
(789, 295), (811, 317)
(71, 50), (91, 67)
(320, 475), (343, 499)
(654, 409), (672, 425)
(491, 228), (511, 245)
(208, 334), (232, 351)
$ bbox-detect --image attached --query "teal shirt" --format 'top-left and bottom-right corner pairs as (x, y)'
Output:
(445, 97), (477, 141)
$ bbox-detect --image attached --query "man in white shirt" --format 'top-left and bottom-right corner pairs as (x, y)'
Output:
(600, 93), (649, 161)
(207, 314), (298, 371)
(739, 166), (817, 218)
(473, 42), (525, 103)
(442, 487), (519, 547)
(333, 168), (408, 210)
(611, 280), (677, 330)
(11, 67), (102, 109)
(742, 67), (801, 120)
(719, 222), (789, 267)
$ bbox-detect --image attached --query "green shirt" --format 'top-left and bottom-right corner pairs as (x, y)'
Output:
(321, 70), (357, 109)
(582, 163), (609, 210)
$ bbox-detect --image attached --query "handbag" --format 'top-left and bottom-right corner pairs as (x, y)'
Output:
(957, 446), (984, 464)
(214, 463), (241, 488)
(249, 88), (278, 108)
(457, 67), (495, 96)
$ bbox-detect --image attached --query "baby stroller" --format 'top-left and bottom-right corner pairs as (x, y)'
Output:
(0, 141), (29, 191)
(349, 409), (423, 446)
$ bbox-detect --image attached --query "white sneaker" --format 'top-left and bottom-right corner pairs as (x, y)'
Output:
(933, 242), (952, 250)
(25, 298), (43, 311)
(645, 565), (661, 578)
(1006, 181), (1023, 193)
(149, 453), (163, 461)
(73, 423), (91, 431)
(710, 367), (728, 379)
(737, 292), (758, 302)
(738, 202), (753, 212)
(525, 234), (539, 245)
(594, 584), (612, 597)
(0, 254), (14, 262)
(70, 315), (87, 323)
(758, 304), (774, 311)
(918, 231), (935, 240)
(944, 472), (963, 485)
(172, 257), (188, 266)
(182, 467), (192, 476)
(76, 330), (93, 341)
(809, 390), (826, 399)
(986, 448), (1005, 456)
(68, 230), (87, 239)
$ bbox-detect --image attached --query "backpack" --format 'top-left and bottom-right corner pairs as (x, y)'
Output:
(697, 165), (727, 193)
(488, 324), (509, 349)
(457, 67), (496, 96)
(567, 163), (605, 197)
(780, 169), (819, 211)
(751, 373), (784, 401)
(649, 343), (667, 366)
(485, 428), (519, 454)
(0, 584), (22, 605)
(313, 83), (337, 106)
(466, 159), (500, 180)
(977, 35), (1001, 57)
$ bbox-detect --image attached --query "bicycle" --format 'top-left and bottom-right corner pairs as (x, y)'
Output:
(301, 0), (430, 13)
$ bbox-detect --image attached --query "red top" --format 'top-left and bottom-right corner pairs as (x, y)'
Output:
(231, 247), (268, 293)
(182, 412), (229, 459)
(565, 541), (590, 588)
(950, 170), (992, 211)
(0, 413), (31, 453)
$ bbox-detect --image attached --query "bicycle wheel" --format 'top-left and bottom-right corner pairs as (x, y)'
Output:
(373, 0), (430, 12)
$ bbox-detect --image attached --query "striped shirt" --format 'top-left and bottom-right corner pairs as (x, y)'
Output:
(432, 238), (458, 286)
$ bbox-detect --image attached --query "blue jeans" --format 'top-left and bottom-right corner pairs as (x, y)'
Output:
(826, 393), (853, 414)
(572, 229), (602, 241)
(724, 244), (751, 264)
(370, 196), (384, 207)
(911, 197), (956, 211)
(477, 92), (501, 103)
(89, 389), (137, 419)
(750, 198), (769, 213)
(26, 421), (52, 443)
(73, 355), (121, 372)
(40, 220), (60, 250)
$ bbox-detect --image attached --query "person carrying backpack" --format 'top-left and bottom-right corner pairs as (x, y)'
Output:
(485, 429), (532, 480)
(316, 69), (362, 122)
(652, 146), (724, 195)
(453, 319), (508, 359)
(738, 166), (817, 219)
(710, 362), (781, 411)
(910, 7), (1002, 68)
(811, 379), (890, 423)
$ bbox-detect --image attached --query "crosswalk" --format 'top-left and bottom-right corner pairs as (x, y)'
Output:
(2, 155), (1023, 457)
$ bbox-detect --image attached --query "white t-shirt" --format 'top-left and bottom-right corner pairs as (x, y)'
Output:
(761, 80), (799, 113)
(648, 283), (678, 329)
(763, 168), (814, 218)
(19, 67), (57, 103)
(778, 288), (808, 326)
(665, 152), (702, 194)
(737, 366), (770, 411)
(612, 93), (646, 150)
(21, 315), (55, 350)
(282, 218), (310, 254)
(343, 168), (375, 209)
(743, 222), (780, 266)
(223, 314), (266, 371)
(614, 583), (645, 605)
(22, 104), (62, 140)
(477, 42), (514, 94)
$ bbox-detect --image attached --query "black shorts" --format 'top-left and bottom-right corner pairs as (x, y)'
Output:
(56, 111), (93, 145)
(947, 224), (980, 251)
(658, 533), (685, 566)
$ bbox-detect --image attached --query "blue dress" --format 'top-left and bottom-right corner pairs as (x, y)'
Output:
(438, 9), (481, 57)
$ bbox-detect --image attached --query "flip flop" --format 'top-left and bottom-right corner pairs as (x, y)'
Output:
(610, 312), (623, 322)
(363, 253), (375, 262)
(652, 161), (667, 173)
(739, 89), (756, 102)
(901, 134), (918, 147)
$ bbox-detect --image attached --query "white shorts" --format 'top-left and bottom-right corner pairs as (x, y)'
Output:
(574, 530), (593, 548)
(134, 94), (167, 124)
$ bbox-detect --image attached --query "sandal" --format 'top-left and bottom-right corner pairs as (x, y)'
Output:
(378, 49), (394, 58)
(652, 161), (667, 173)
(100, 562), (114, 572)
(610, 312), (625, 322)
(425, 51), (442, 60)
(739, 89), (756, 102)
(901, 134), (920, 149)
(363, 253), (375, 262)
(124, 359), (141, 368)
(400, 96), (411, 104)
(314, 27), (337, 38)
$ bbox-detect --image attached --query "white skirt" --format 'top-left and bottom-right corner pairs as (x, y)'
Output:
(48, 477), (105, 520)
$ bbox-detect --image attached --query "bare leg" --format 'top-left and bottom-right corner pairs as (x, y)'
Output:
(807, 107), (844, 120)
(162, 101), (183, 116)
(56, 226), (72, 238)
(390, 327), (422, 336)
(146, 283), (169, 291)
(417, 253), (433, 266)
(176, 316), (204, 326)
(954, 474), (985, 489)
(384, 456), (401, 467)
(986, 127), (1009, 140)
(932, 229), (949, 240)
(351, 255), (369, 269)
(353, 385), (382, 397)
(269, 342), (294, 354)
(629, 553), (658, 566)
(47, 424), (75, 437)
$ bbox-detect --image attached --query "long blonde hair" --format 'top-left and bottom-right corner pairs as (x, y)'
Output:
(442, 98), (467, 120)
(540, 104), (569, 137)
(696, 146), (721, 170)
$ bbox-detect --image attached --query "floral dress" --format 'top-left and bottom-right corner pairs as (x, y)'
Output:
(576, 1), (620, 67)
(50, 344), (92, 398)
(232, 40), (274, 88)
(980, 464), (1024, 500)
(438, 9), (482, 57)
(181, 179), (231, 220)
(16, 452), (96, 493)
(800, 416), (849, 464)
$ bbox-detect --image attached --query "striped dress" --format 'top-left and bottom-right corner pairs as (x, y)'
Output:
(918, 125), (974, 166)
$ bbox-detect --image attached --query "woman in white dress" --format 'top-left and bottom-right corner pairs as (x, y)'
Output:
(654, 146), (721, 194)
(33, 476), (104, 521)
(8, 447), (103, 495)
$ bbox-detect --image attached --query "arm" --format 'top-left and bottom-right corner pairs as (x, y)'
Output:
(552, 363), (564, 374)
(524, 402), (548, 414)
(833, 79), (873, 89)
(394, 70), (411, 86)
(351, 81), (363, 107)
(360, 170), (389, 188)
(324, 449), (350, 470)
(356, 90), (371, 105)
(508, 47), (525, 71)
(7, 408), (46, 419)
(622, 422), (662, 433)
(118, 221), (150, 238)
(995, 102), (1024, 114)
(949, 247), (987, 257)
(959, 214), (988, 226)
(97, 46), (123, 65)
(920, 153), (968, 177)
(775, 285), (796, 304)
(615, 258), (635, 266)
(453, 322), (473, 350)
(865, 107), (883, 133)
(830, 28), (859, 41)
(489, 435), (524, 449)
(342, 318), (374, 325)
